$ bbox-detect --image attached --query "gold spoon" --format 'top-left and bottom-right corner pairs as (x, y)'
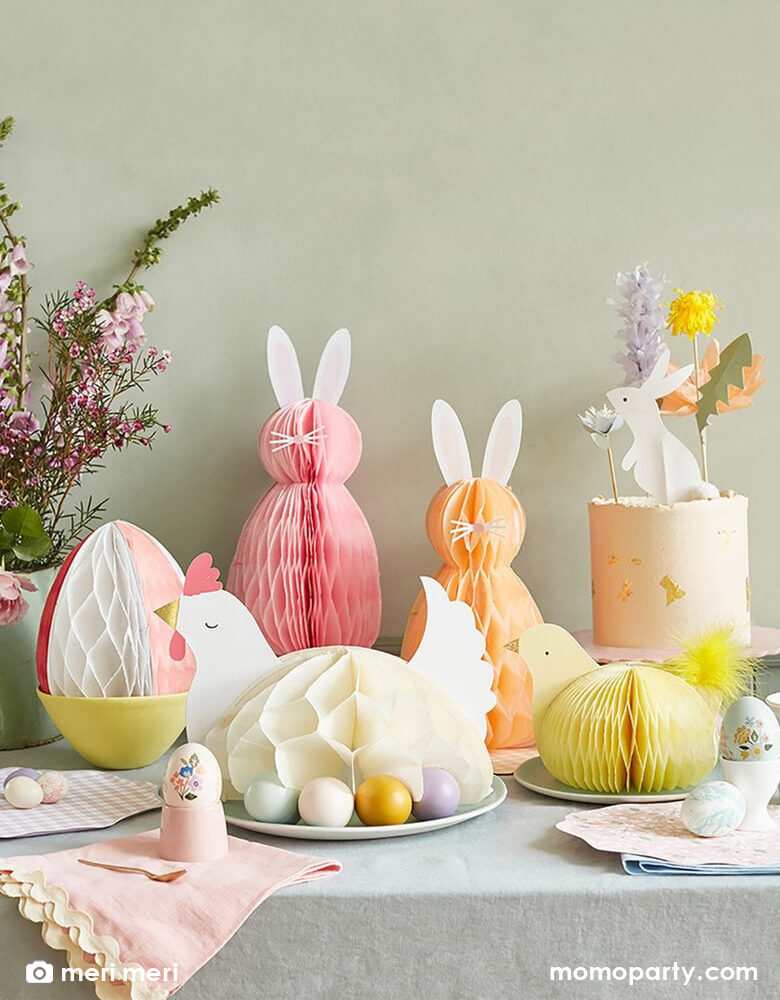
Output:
(78, 859), (187, 883)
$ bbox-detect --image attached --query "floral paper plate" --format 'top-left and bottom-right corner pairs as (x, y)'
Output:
(558, 802), (780, 867)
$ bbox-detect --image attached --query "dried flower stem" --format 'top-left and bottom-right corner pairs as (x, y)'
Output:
(0, 208), (28, 408)
(606, 447), (619, 502)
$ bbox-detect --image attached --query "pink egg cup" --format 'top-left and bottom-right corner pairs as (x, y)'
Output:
(159, 802), (228, 862)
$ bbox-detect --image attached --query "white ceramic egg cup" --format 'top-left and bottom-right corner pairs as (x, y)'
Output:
(720, 759), (780, 832)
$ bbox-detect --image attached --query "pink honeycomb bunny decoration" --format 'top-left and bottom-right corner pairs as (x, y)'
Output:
(228, 326), (381, 653)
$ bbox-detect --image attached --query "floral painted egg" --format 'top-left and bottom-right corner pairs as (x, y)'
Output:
(37, 521), (196, 698)
(681, 781), (746, 837)
(162, 743), (222, 808)
(720, 696), (780, 762)
(38, 771), (68, 804)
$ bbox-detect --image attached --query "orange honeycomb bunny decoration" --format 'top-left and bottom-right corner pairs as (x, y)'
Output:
(401, 399), (543, 753)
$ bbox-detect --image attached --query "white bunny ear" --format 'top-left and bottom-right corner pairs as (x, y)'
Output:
(643, 346), (695, 400)
(312, 328), (351, 404)
(481, 399), (523, 484)
(267, 326), (305, 407)
(431, 400), (472, 485)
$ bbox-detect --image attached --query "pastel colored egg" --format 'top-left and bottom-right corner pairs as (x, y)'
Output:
(412, 768), (461, 821)
(5, 776), (44, 810)
(162, 743), (222, 808)
(38, 771), (68, 804)
(355, 775), (412, 826)
(244, 773), (299, 824)
(720, 696), (780, 762)
(298, 777), (354, 827)
(681, 781), (746, 838)
(3, 768), (40, 789)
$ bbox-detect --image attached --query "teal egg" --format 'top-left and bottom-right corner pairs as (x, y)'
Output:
(243, 773), (300, 824)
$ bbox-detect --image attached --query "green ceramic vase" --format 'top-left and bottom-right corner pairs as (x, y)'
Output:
(0, 566), (61, 749)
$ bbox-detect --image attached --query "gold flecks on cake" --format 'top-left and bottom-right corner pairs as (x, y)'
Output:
(618, 579), (633, 602)
(746, 577), (751, 613)
(630, 556), (642, 566)
(608, 554), (619, 565)
(659, 575), (686, 606)
(718, 527), (736, 547)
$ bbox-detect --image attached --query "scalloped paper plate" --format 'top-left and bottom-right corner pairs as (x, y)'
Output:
(514, 756), (703, 804)
(224, 776), (506, 840)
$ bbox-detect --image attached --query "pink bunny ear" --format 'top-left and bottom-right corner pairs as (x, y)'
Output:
(267, 325), (305, 407)
(312, 328), (351, 404)
(183, 553), (223, 596)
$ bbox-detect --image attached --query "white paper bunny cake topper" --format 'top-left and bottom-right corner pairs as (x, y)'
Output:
(402, 398), (543, 753)
(228, 325), (381, 655)
(606, 347), (719, 505)
(156, 557), (495, 806)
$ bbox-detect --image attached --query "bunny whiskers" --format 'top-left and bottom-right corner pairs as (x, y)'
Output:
(450, 518), (506, 543)
(269, 426), (327, 452)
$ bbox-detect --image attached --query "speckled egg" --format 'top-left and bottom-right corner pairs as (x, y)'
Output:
(162, 743), (222, 808)
(720, 696), (780, 762)
(4, 775), (44, 809)
(298, 777), (354, 827)
(244, 773), (299, 824)
(412, 768), (461, 821)
(681, 781), (746, 837)
(38, 771), (68, 804)
(3, 768), (39, 789)
(355, 776), (412, 826)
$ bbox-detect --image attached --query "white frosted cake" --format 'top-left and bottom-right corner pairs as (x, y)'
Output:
(589, 492), (750, 649)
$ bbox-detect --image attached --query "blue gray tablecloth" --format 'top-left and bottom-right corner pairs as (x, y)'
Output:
(0, 739), (772, 1000)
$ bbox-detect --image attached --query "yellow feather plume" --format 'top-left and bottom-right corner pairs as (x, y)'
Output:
(662, 626), (757, 703)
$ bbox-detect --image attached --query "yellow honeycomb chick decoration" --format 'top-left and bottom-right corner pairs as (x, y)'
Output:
(516, 624), (754, 793)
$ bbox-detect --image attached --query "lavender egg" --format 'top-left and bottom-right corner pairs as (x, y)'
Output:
(412, 768), (461, 821)
(3, 768), (39, 789)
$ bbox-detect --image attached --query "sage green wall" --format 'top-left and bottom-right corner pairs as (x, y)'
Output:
(6, 1), (779, 641)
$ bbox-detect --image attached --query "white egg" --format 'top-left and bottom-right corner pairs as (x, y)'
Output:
(298, 777), (354, 827)
(162, 743), (222, 808)
(5, 776), (44, 810)
(681, 780), (746, 837)
(720, 696), (780, 762)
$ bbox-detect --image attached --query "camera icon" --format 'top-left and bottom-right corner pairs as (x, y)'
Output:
(26, 961), (54, 984)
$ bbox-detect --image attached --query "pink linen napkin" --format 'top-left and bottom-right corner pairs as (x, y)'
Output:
(0, 830), (340, 999)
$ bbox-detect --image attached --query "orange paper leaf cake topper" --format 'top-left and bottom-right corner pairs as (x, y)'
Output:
(401, 399), (543, 752)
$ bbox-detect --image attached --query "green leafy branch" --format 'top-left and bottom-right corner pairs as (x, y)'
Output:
(125, 189), (220, 282)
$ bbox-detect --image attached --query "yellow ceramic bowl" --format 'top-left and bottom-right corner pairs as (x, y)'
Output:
(38, 690), (187, 770)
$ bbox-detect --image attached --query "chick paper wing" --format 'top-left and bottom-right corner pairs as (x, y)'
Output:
(517, 624), (600, 730)
(406, 577), (495, 740)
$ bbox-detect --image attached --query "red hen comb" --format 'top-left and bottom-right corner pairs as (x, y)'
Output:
(183, 553), (223, 596)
